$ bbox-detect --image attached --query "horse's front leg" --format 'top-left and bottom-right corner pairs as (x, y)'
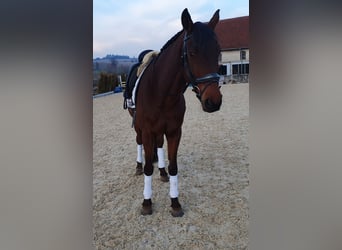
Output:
(156, 134), (169, 182)
(166, 128), (184, 217)
(141, 131), (154, 215)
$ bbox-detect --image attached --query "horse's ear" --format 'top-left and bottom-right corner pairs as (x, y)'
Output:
(181, 8), (193, 33)
(208, 9), (220, 30)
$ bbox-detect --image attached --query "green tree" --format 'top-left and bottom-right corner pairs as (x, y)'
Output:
(97, 72), (119, 94)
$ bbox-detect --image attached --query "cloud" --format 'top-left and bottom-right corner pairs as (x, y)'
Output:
(93, 0), (249, 58)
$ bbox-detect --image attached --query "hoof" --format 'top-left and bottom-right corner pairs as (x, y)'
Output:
(135, 168), (143, 175)
(160, 175), (169, 182)
(141, 205), (152, 215)
(159, 168), (169, 182)
(171, 207), (184, 217)
(135, 162), (143, 175)
(170, 198), (183, 217)
(141, 199), (152, 215)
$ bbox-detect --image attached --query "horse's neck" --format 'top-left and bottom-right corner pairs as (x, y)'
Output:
(154, 34), (186, 94)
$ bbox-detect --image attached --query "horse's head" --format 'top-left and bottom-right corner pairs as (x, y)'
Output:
(181, 8), (223, 113)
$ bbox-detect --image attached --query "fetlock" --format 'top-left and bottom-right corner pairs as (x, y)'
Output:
(135, 162), (143, 175)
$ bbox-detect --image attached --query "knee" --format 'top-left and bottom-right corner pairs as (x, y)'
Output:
(168, 165), (178, 176)
(144, 164), (154, 176)
(136, 136), (142, 145)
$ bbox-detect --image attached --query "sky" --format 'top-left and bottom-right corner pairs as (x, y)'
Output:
(93, 0), (249, 58)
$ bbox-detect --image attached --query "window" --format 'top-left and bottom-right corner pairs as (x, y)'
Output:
(218, 65), (227, 75)
(232, 63), (249, 75)
(240, 50), (246, 60)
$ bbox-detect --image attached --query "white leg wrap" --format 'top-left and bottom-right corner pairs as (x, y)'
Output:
(143, 175), (152, 199)
(137, 144), (143, 163)
(157, 147), (165, 168)
(169, 175), (179, 198)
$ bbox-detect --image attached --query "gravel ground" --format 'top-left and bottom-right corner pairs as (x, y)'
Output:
(93, 83), (249, 249)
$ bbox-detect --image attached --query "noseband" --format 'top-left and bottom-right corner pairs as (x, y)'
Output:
(182, 32), (220, 100)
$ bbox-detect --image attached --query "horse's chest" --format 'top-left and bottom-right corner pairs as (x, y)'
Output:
(143, 108), (185, 131)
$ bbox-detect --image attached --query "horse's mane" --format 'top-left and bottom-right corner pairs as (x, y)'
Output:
(151, 30), (183, 64)
(160, 30), (184, 52)
(154, 22), (219, 63)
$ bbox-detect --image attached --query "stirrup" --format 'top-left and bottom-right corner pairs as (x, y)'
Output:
(126, 98), (135, 109)
(123, 98), (128, 109)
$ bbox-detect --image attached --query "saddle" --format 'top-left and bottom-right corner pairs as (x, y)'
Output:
(123, 50), (159, 110)
(137, 51), (159, 77)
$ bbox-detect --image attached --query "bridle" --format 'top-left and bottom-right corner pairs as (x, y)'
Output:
(181, 32), (220, 100)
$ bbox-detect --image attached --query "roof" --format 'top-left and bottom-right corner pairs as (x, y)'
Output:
(215, 16), (249, 50)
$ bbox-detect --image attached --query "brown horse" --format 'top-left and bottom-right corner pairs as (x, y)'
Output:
(132, 8), (222, 217)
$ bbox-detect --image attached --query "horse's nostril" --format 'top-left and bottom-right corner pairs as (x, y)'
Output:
(204, 98), (221, 112)
(205, 99), (215, 108)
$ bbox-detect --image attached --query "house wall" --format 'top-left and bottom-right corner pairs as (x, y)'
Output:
(219, 49), (249, 83)
(220, 49), (249, 64)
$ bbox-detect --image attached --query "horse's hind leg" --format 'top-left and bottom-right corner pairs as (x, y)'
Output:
(156, 134), (169, 182)
(152, 147), (158, 163)
(141, 131), (154, 215)
(166, 128), (184, 217)
(135, 130), (143, 175)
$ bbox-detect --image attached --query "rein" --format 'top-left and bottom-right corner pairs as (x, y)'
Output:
(181, 32), (220, 100)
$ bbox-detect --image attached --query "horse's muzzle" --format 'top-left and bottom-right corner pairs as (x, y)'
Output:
(203, 98), (222, 113)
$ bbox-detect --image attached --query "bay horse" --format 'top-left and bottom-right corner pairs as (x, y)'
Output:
(132, 8), (222, 217)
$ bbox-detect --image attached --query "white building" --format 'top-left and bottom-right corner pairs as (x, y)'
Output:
(215, 16), (249, 83)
